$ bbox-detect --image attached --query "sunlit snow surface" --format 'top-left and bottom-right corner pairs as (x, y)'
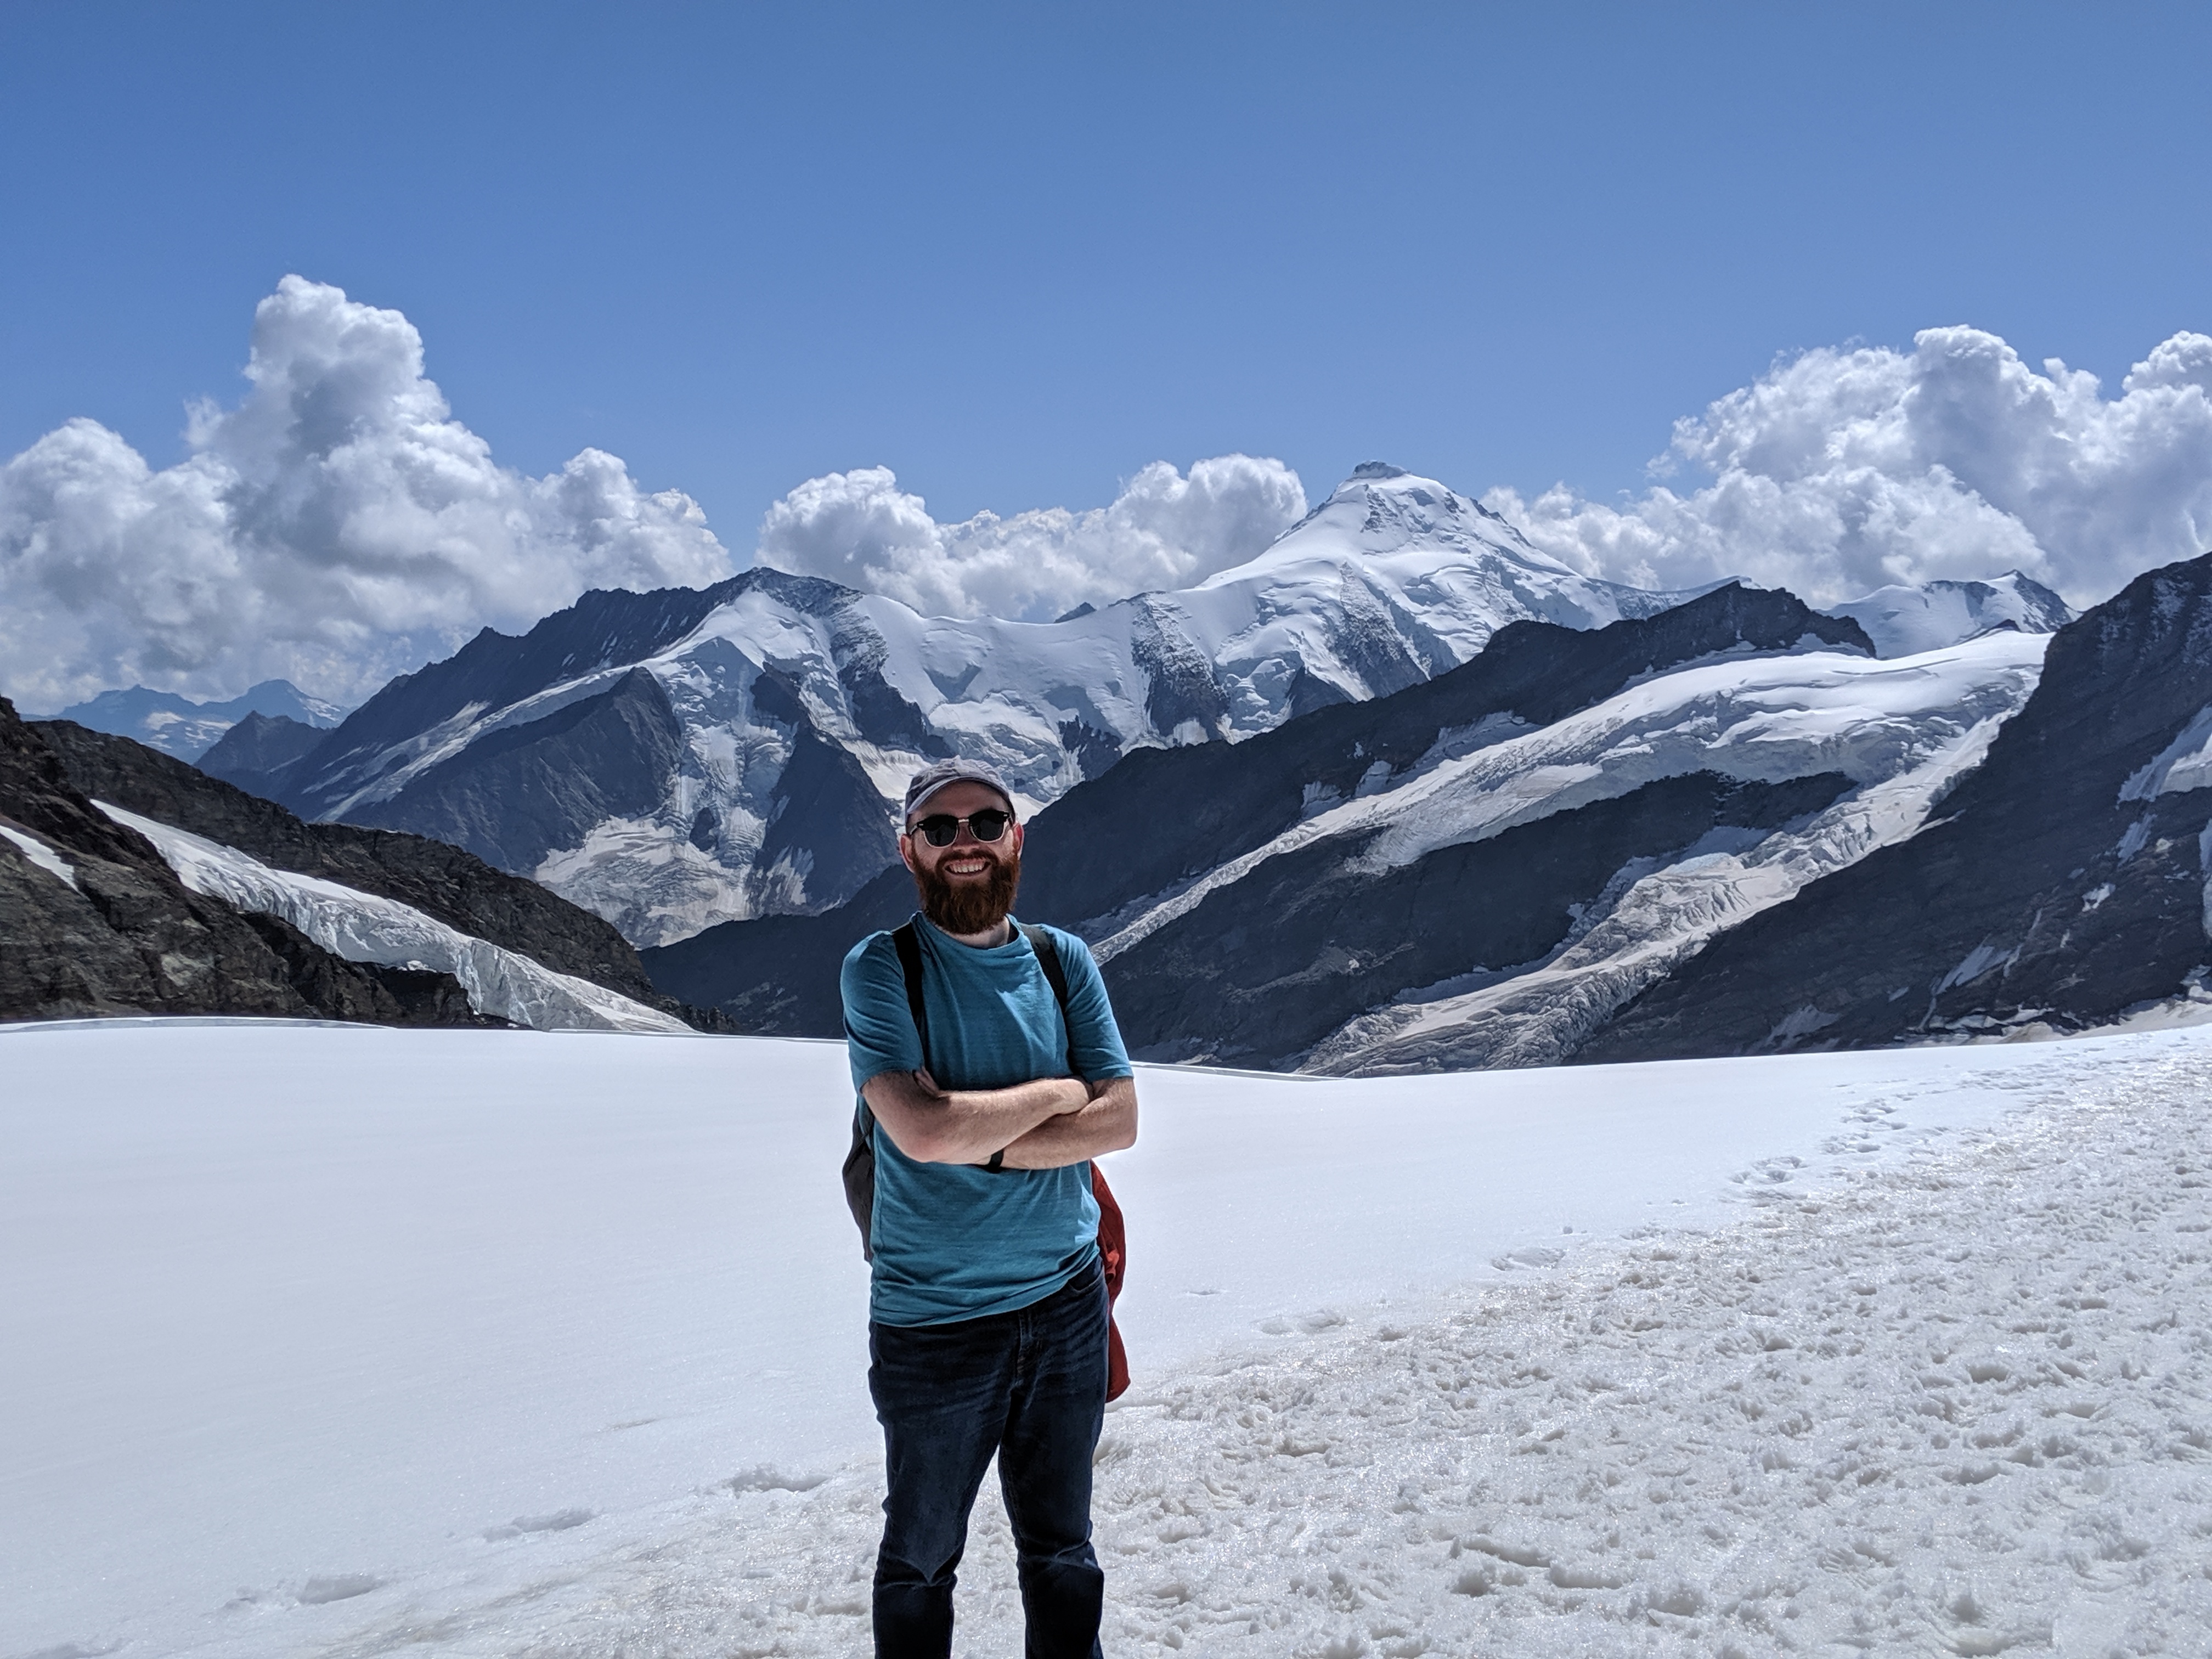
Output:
(7, 1021), (2212, 1656)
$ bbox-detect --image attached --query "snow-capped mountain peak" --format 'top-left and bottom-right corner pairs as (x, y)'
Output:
(44, 679), (348, 761)
(1825, 570), (2074, 658)
(1251, 462), (1565, 572)
(263, 467), (1747, 946)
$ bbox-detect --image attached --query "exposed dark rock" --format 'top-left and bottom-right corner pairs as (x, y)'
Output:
(648, 584), (1870, 1040)
(33, 717), (690, 1017)
(1104, 771), (1855, 1069)
(1020, 582), (1872, 934)
(1130, 595), (1233, 741)
(755, 729), (902, 902)
(641, 861), (916, 1034)
(1, 697), (498, 1026)
(283, 580), (758, 819)
(197, 710), (329, 799)
(1058, 720), (1123, 783)
(337, 667), (687, 875)
(1584, 552), (2212, 1061)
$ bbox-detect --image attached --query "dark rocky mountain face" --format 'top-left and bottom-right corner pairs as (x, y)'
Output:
(642, 861), (917, 1036)
(334, 666), (693, 874)
(283, 576), (771, 800)
(196, 710), (328, 797)
(1, 698), (492, 1025)
(1583, 552), (2212, 1061)
(266, 569), (913, 943)
(1101, 770), (1857, 1069)
(32, 719), (690, 1018)
(644, 584), (1888, 1052)
(1019, 584), (1873, 935)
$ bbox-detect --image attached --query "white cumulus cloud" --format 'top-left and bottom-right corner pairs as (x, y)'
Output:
(754, 454), (1308, 621)
(0, 276), (733, 712)
(1486, 326), (2212, 608)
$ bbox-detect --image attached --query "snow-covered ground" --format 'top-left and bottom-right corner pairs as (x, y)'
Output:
(7, 1020), (2211, 1657)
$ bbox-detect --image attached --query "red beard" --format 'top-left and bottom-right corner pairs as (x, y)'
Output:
(912, 844), (1022, 936)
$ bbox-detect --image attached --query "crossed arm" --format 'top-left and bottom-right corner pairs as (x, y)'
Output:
(861, 1069), (1139, 1169)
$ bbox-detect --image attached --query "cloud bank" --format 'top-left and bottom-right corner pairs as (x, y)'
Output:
(0, 276), (733, 712)
(754, 455), (1308, 621)
(1488, 327), (2212, 607)
(8, 293), (2205, 715)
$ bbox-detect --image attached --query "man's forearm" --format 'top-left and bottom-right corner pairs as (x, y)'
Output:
(863, 1070), (1087, 1165)
(997, 1077), (1138, 1169)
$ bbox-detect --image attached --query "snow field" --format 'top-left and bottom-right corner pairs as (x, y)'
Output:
(368, 1035), (2212, 1658)
(7, 1022), (2211, 1656)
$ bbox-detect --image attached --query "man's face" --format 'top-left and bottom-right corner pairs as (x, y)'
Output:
(901, 780), (1023, 935)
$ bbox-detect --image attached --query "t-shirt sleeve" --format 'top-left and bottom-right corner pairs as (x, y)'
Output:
(1052, 928), (1135, 1081)
(842, 932), (923, 1092)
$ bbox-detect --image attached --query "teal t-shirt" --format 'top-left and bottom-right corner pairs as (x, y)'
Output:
(841, 913), (1133, 1328)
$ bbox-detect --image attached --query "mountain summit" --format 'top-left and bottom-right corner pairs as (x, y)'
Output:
(241, 467), (1715, 945)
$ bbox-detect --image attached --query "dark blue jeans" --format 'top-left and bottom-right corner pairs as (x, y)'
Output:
(868, 1257), (1108, 1658)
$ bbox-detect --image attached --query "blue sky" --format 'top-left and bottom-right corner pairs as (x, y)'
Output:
(4, 2), (2212, 709)
(4, 1), (2206, 528)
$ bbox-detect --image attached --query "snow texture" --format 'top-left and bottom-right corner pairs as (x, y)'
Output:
(2119, 701), (2212, 803)
(1824, 571), (2074, 659)
(317, 467), (1709, 946)
(1097, 631), (2049, 1073)
(8, 1022), (2212, 1656)
(1, 820), (78, 888)
(95, 802), (689, 1032)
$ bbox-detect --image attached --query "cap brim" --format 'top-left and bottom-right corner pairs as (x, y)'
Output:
(905, 777), (1015, 821)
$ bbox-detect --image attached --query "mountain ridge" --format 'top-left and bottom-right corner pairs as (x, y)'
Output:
(1579, 550), (2212, 1059)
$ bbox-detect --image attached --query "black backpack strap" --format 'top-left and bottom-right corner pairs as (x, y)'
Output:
(1018, 921), (1080, 1077)
(891, 920), (930, 1074)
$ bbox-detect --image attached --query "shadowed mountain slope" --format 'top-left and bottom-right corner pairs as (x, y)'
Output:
(1582, 552), (2212, 1060)
(33, 719), (690, 1018)
(643, 584), (1883, 1051)
(2, 698), (489, 1026)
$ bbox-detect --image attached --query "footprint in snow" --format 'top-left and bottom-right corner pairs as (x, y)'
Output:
(1491, 1245), (1565, 1271)
(725, 1465), (829, 1494)
(295, 1575), (381, 1605)
(482, 1507), (594, 1541)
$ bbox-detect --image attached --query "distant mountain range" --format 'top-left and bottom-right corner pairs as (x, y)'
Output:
(43, 680), (346, 761)
(157, 465), (2071, 954)
(646, 579), (2085, 1067)
(652, 552), (2211, 1070)
(30, 458), (2152, 1069)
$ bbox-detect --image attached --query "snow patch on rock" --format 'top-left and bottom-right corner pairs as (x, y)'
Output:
(97, 803), (689, 1032)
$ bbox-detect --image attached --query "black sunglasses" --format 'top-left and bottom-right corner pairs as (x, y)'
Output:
(908, 808), (1013, 847)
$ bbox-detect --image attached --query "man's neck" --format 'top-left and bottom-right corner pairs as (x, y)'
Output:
(932, 915), (1014, 949)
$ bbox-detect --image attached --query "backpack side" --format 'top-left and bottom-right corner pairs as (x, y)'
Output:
(839, 922), (929, 1262)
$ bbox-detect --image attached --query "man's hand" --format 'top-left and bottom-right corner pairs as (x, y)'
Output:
(997, 1075), (1138, 1169)
(863, 1068), (1088, 1165)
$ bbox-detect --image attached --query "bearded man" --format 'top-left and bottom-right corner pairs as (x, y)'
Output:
(839, 757), (1139, 1659)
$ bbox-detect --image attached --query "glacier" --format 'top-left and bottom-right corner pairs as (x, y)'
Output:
(98, 803), (690, 1034)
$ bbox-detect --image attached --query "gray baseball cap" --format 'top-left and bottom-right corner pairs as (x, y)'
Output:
(902, 757), (1015, 825)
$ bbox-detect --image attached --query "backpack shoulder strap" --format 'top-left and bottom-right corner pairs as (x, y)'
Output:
(891, 919), (929, 1073)
(1018, 921), (1079, 1076)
